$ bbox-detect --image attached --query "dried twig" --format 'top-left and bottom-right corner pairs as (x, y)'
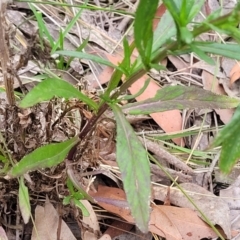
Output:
(0, 0), (15, 105)
(139, 137), (194, 175)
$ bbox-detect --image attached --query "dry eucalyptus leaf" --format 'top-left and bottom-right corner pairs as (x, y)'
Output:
(31, 198), (76, 240)
(149, 205), (219, 240)
(153, 183), (231, 238)
(81, 200), (100, 234)
(220, 176), (240, 233)
(98, 234), (111, 240)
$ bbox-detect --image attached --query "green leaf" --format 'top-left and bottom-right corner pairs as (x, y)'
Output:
(212, 105), (240, 173)
(66, 37), (89, 69)
(63, 196), (71, 205)
(121, 78), (151, 101)
(194, 42), (240, 60)
(51, 8), (85, 54)
(162, 0), (180, 24)
(152, 7), (176, 52)
(10, 137), (79, 177)
(190, 44), (215, 65)
(73, 199), (90, 217)
(19, 177), (31, 224)
(134, 0), (158, 67)
(19, 78), (98, 110)
(122, 85), (240, 115)
(122, 37), (131, 73)
(29, 4), (54, 48)
(187, 0), (205, 22)
(110, 104), (150, 233)
(55, 50), (124, 72)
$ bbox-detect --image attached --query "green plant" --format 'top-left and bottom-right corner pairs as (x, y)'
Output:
(8, 0), (240, 234)
(63, 178), (90, 217)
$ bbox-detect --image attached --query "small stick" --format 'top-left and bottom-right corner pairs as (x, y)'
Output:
(0, 0), (15, 105)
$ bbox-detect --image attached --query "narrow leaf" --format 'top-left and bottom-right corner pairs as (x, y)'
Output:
(55, 50), (124, 72)
(121, 78), (151, 101)
(122, 85), (240, 115)
(10, 137), (79, 177)
(19, 78), (98, 110)
(19, 177), (31, 224)
(191, 44), (215, 65)
(212, 105), (240, 173)
(73, 199), (90, 217)
(194, 42), (240, 60)
(134, 0), (158, 66)
(162, 0), (180, 24)
(110, 104), (150, 233)
(51, 8), (85, 54)
(152, 9), (176, 54)
(186, 0), (205, 23)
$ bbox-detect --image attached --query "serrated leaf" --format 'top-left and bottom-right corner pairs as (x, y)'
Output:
(19, 177), (31, 224)
(110, 104), (150, 233)
(122, 86), (240, 115)
(11, 137), (79, 177)
(194, 42), (240, 60)
(19, 78), (97, 109)
(212, 105), (240, 173)
(134, 0), (158, 66)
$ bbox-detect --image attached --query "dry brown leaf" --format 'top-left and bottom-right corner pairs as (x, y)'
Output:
(0, 226), (8, 240)
(220, 176), (240, 233)
(168, 55), (190, 73)
(98, 234), (111, 240)
(103, 220), (133, 239)
(149, 205), (218, 240)
(90, 185), (134, 224)
(153, 183), (230, 238)
(90, 185), (220, 239)
(202, 70), (234, 124)
(81, 200), (100, 235)
(230, 61), (240, 85)
(83, 231), (97, 240)
(31, 198), (76, 240)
